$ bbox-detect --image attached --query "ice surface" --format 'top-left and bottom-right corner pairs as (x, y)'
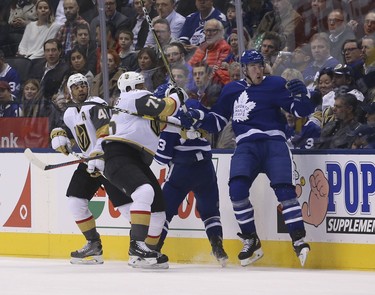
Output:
(0, 257), (373, 295)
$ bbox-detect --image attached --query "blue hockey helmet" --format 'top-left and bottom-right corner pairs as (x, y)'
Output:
(240, 50), (264, 66)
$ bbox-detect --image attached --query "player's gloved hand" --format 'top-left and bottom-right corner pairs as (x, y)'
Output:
(180, 128), (208, 140)
(179, 109), (205, 129)
(50, 128), (71, 155)
(86, 150), (104, 177)
(286, 79), (308, 97)
(169, 86), (188, 103)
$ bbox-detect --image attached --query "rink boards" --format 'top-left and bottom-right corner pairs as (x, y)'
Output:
(0, 150), (375, 270)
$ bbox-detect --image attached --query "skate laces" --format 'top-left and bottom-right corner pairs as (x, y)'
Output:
(136, 241), (154, 253)
(241, 238), (254, 252)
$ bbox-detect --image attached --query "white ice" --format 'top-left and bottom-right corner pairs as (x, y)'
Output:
(0, 257), (373, 295)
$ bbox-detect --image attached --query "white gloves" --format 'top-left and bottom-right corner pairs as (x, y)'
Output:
(50, 128), (71, 155)
(86, 149), (104, 177)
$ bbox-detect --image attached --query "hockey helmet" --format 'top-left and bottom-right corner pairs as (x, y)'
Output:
(240, 50), (264, 66)
(117, 71), (145, 92)
(67, 73), (89, 99)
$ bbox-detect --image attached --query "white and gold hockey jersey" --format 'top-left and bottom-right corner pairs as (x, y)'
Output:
(64, 96), (110, 157)
(103, 89), (180, 156)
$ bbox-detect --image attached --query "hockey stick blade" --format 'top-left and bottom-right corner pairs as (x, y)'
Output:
(24, 148), (47, 170)
(25, 149), (103, 171)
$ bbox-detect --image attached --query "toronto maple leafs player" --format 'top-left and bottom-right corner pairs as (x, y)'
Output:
(180, 50), (316, 267)
(153, 84), (228, 266)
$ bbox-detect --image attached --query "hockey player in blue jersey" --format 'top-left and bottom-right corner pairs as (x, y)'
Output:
(153, 84), (228, 266)
(180, 50), (316, 267)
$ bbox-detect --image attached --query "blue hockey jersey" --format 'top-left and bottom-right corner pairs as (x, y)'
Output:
(199, 76), (315, 145)
(179, 8), (227, 46)
(155, 99), (211, 165)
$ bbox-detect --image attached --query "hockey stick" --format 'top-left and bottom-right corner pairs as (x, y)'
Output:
(140, 0), (187, 112)
(24, 148), (103, 171)
(66, 101), (183, 128)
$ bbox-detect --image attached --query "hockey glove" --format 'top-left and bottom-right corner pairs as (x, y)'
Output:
(169, 86), (189, 103)
(180, 128), (208, 140)
(50, 128), (71, 155)
(286, 79), (308, 97)
(86, 150), (105, 178)
(179, 109), (206, 129)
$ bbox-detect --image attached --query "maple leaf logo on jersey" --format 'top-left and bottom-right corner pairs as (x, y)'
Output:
(233, 91), (256, 122)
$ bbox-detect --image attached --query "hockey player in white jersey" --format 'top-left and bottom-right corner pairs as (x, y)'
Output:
(50, 73), (134, 264)
(102, 72), (182, 269)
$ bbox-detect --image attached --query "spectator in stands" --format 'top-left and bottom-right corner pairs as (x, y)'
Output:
(316, 66), (334, 98)
(130, 0), (157, 51)
(224, 0), (236, 38)
(322, 64), (365, 111)
(117, 29), (138, 72)
(94, 22), (119, 74)
(91, 49), (123, 105)
(89, 0), (131, 42)
(361, 33), (375, 74)
(327, 9), (356, 63)
(73, 23), (96, 75)
(363, 11), (375, 37)
(66, 46), (94, 86)
(228, 61), (241, 81)
(30, 38), (69, 101)
(164, 41), (196, 93)
(260, 31), (282, 66)
(222, 28), (251, 67)
(191, 61), (222, 110)
(188, 19), (231, 86)
(0, 49), (21, 100)
(315, 93), (361, 149)
(55, 0), (89, 57)
(299, 0), (330, 43)
(253, 0), (304, 51)
(8, 0), (38, 50)
(22, 78), (50, 117)
(350, 102), (375, 149)
(49, 79), (68, 131)
(341, 39), (364, 80)
(146, 18), (177, 56)
(272, 43), (312, 76)
(242, 0), (273, 38)
(303, 32), (339, 88)
(179, 0), (227, 55)
(0, 80), (23, 117)
(144, 0), (185, 47)
(136, 47), (166, 92)
(17, 0), (61, 60)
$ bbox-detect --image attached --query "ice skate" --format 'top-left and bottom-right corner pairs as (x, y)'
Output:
(209, 236), (228, 267)
(237, 232), (264, 266)
(70, 240), (103, 265)
(293, 238), (310, 267)
(128, 240), (169, 269)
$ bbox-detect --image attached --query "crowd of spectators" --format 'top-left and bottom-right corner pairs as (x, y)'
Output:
(0, 0), (374, 150)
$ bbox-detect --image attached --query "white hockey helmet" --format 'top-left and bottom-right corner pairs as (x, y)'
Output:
(117, 71), (145, 92)
(67, 73), (89, 100)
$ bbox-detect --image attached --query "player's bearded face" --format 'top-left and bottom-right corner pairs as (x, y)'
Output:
(71, 82), (88, 103)
(245, 63), (264, 85)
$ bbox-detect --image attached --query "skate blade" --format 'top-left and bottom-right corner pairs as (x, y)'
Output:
(128, 256), (158, 268)
(240, 249), (264, 267)
(298, 247), (309, 267)
(70, 255), (104, 265)
(218, 257), (228, 268)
